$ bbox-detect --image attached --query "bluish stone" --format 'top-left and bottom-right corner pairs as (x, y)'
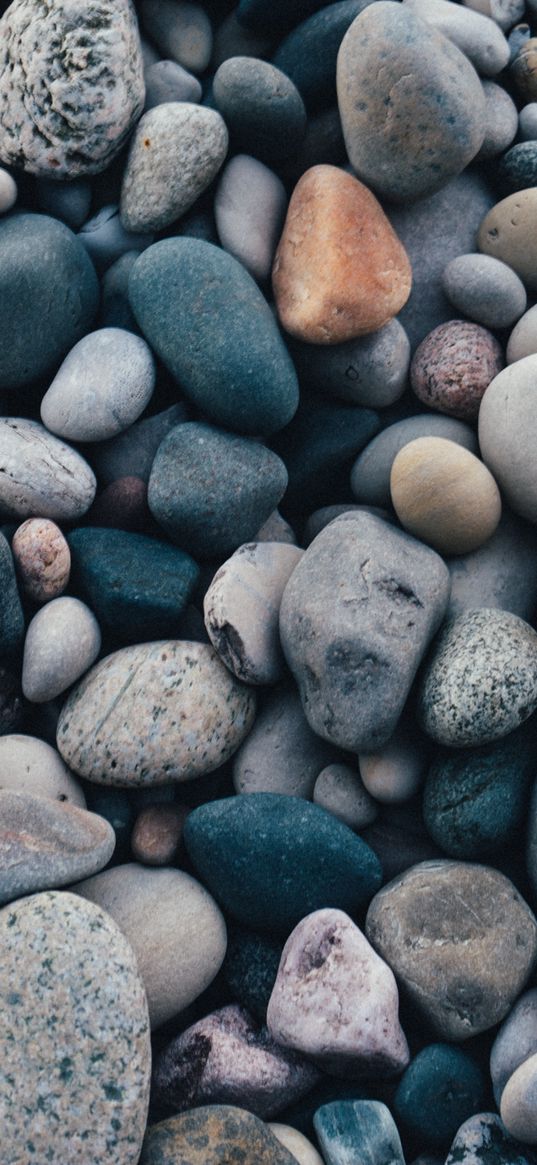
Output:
(0, 531), (24, 658)
(212, 57), (307, 163)
(498, 142), (537, 193)
(222, 926), (283, 1021)
(273, 0), (374, 111)
(314, 1100), (405, 1165)
(446, 1112), (537, 1165)
(238, 0), (333, 38)
(394, 1044), (487, 1150)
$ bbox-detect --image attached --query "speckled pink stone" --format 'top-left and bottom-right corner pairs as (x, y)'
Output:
(410, 320), (504, 420)
(12, 517), (70, 603)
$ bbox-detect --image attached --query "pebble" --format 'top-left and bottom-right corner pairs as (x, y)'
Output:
(441, 255), (527, 329)
(212, 57), (307, 163)
(273, 0), (374, 112)
(0, 418), (96, 521)
(75, 863), (227, 1029)
(90, 403), (187, 487)
(269, 1124), (324, 1165)
(403, 0), (510, 76)
(139, 1105), (297, 1165)
(314, 1100), (405, 1165)
(183, 792), (382, 934)
(267, 908), (409, 1075)
(490, 988), (537, 1106)
(292, 318), (410, 408)
(445, 1112), (537, 1165)
(0, 0), (145, 178)
(0, 166), (17, 214)
(313, 764), (378, 830)
(232, 684), (338, 798)
(418, 608), (537, 747)
(390, 436), (502, 555)
(507, 304), (537, 362)
(337, 2), (486, 203)
(358, 721), (429, 804)
(464, 1), (525, 31)
(120, 104), (229, 234)
(519, 103), (537, 140)
(501, 1055), (537, 1144)
(0, 788), (114, 904)
(212, 11), (275, 68)
(410, 320), (503, 421)
(0, 732), (85, 806)
(365, 860), (537, 1039)
(36, 176), (92, 230)
(223, 925), (283, 1022)
(78, 204), (154, 272)
(528, 780), (537, 900)
(22, 596), (101, 704)
(279, 511), (450, 752)
(203, 542), (303, 685)
(139, 0), (212, 74)
(272, 164), (412, 343)
(129, 239), (299, 436)
(510, 38), (537, 101)
(479, 80), (518, 158)
(57, 641), (256, 787)
(85, 476), (153, 534)
(0, 529), (24, 658)
(130, 803), (188, 866)
(12, 517), (70, 603)
(0, 667), (24, 735)
(394, 1044), (487, 1149)
(351, 414), (478, 509)
(498, 142), (537, 193)
(479, 355), (537, 522)
(214, 154), (287, 283)
(478, 189), (537, 289)
(255, 510), (297, 545)
(144, 60), (202, 110)
(152, 1002), (319, 1118)
(303, 503), (388, 545)
(99, 252), (140, 332)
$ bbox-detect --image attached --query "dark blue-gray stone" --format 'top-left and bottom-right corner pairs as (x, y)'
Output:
(129, 238), (299, 436)
(314, 1100), (405, 1165)
(222, 926), (283, 1021)
(183, 792), (383, 935)
(273, 0), (374, 111)
(394, 1044), (487, 1150)
(0, 531), (24, 658)
(212, 56), (307, 163)
(0, 213), (99, 390)
(67, 527), (199, 644)
(498, 142), (537, 193)
(148, 422), (288, 559)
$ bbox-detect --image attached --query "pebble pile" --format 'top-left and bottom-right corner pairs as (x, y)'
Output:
(4, 0), (537, 1163)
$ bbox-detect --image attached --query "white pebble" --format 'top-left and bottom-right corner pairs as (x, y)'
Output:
(22, 597), (101, 703)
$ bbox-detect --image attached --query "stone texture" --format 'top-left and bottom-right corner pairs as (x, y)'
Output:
(0, 167), (16, 213)
(139, 0), (212, 73)
(313, 764), (378, 830)
(479, 356), (537, 524)
(366, 860), (537, 1040)
(139, 1106), (297, 1165)
(491, 989), (537, 1106)
(212, 56), (307, 164)
(0, 732), (85, 805)
(394, 1044), (487, 1149)
(351, 414), (478, 509)
(478, 189), (537, 290)
(279, 511), (450, 752)
(479, 80), (518, 158)
(441, 254), (526, 329)
(498, 142), (537, 193)
(0, 0), (145, 178)
(223, 926), (283, 1023)
(511, 38), (537, 102)
(314, 1100), (406, 1165)
(75, 864), (227, 1029)
(272, 0), (374, 112)
(232, 684), (338, 798)
(144, 59), (202, 109)
(410, 321), (504, 420)
(78, 203), (154, 273)
(446, 1113), (537, 1165)
(403, 0), (510, 75)
(214, 154), (287, 283)
(131, 803), (188, 866)
(0, 529), (24, 658)
(501, 1055), (537, 1144)
(0, 890), (150, 1163)
(267, 909), (409, 1076)
(447, 509), (537, 621)
(0, 418), (96, 521)
(85, 477), (153, 534)
(89, 403), (187, 486)
(12, 517), (70, 603)
(507, 305), (537, 362)
(0, 667), (24, 735)
(269, 1125), (324, 1165)
(272, 165), (411, 343)
(358, 720), (428, 804)
(22, 596), (101, 703)
(291, 318), (410, 408)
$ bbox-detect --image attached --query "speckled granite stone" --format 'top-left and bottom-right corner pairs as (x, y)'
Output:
(0, 890), (151, 1163)
(140, 1105), (297, 1164)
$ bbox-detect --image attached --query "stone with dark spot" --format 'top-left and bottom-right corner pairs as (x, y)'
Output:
(139, 1105), (297, 1164)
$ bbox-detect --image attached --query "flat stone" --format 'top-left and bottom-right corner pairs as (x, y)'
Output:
(394, 1044), (487, 1149)
(446, 1113), (537, 1165)
(0, 732), (85, 805)
(447, 508), (537, 621)
(232, 684), (339, 798)
(139, 0), (212, 73)
(22, 595), (101, 703)
(350, 414), (478, 509)
(12, 518), (70, 603)
(441, 254), (526, 329)
(267, 909), (409, 1076)
(491, 989), (537, 1106)
(291, 318), (410, 408)
(75, 863), (227, 1029)
(212, 56), (307, 164)
(56, 640), (256, 786)
(314, 1100), (406, 1165)
(366, 860), (537, 1040)
(139, 1106), (297, 1165)
(403, 0), (510, 75)
(313, 764), (378, 830)
(214, 154), (287, 283)
(479, 356), (537, 523)
(478, 189), (537, 289)
(410, 321), (504, 420)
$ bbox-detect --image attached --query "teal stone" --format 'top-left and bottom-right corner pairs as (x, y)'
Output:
(273, 0), (374, 111)
(128, 238), (299, 436)
(498, 143), (537, 193)
(314, 1099), (404, 1165)
(446, 1112), (537, 1165)
(394, 1044), (487, 1150)
(67, 527), (199, 643)
(183, 792), (383, 935)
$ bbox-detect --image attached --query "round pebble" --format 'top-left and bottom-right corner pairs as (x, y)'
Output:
(490, 989), (537, 1106)
(410, 321), (504, 420)
(139, 0), (213, 74)
(501, 1054), (537, 1144)
(506, 304), (537, 362)
(0, 732), (85, 806)
(143, 60), (202, 110)
(441, 256), (527, 329)
(478, 188), (537, 289)
(269, 1124), (324, 1165)
(130, 803), (188, 866)
(213, 56), (307, 163)
(291, 318), (411, 408)
(519, 103), (537, 140)
(350, 414), (478, 509)
(404, 0), (510, 75)
(479, 355), (537, 522)
(359, 721), (429, 805)
(479, 80), (518, 158)
(0, 167), (16, 214)
(22, 596), (102, 704)
(313, 763), (379, 830)
(11, 518), (70, 603)
(214, 154), (287, 283)
(394, 1044), (487, 1149)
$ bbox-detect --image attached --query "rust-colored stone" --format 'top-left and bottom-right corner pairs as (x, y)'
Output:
(131, 803), (188, 866)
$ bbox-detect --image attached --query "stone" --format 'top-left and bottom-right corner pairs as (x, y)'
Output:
(79, 203), (154, 272)
(152, 1003), (319, 1119)
(269, 1125), (324, 1165)
(212, 11), (275, 69)
(358, 720), (429, 804)
(129, 239), (299, 436)
(394, 1044), (487, 1149)
(223, 927), (284, 1023)
(12, 517), (70, 603)
(272, 165), (411, 344)
(491, 989), (537, 1106)
(67, 527), (199, 643)
(441, 254), (526, 329)
(464, 1), (525, 31)
(85, 787), (134, 860)
(303, 505), (386, 545)
(204, 542), (303, 686)
(0, 418), (96, 521)
(403, 0), (510, 75)
(0, 529), (23, 657)
(0, 212), (99, 389)
(279, 512), (450, 752)
(41, 327), (156, 443)
(0, 732), (85, 806)
(36, 176), (92, 230)
(446, 1113), (537, 1165)
(130, 803), (188, 866)
(479, 356), (537, 523)
(148, 423), (288, 558)
(479, 80), (518, 158)
(232, 684), (338, 798)
(291, 319), (410, 408)
(0, 670), (24, 735)
(214, 154), (287, 283)
(362, 803), (441, 885)
(390, 437), (502, 555)
(85, 477), (153, 533)
(519, 103), (537, 140)
(212, 57), (307, 164)
(336, 2), (486, 203)
(478, 189), (537, 290)
(120, 104), (228, 234)
(501, 1055), (537, 1144)
(350, 414), (478, 509)
(511, 38), (537, 101)
(57, 641), (256, 787)
(314, 1100), (406, 1165)
(0, 0), (145, 178)
(75, 864), (227, 1029)
(139, 0), (212, 73)
(144, 60), (202, 110)
(99, 252), (140, 332)
(507, 305), (537, 362)
(267, 909), (409, 1076)
(22, 596), (101, 703)
(498, 143), (537, 193)
(0, 788), (115, 903)
(447, 509), (537, 621)
(183, 793), (382, 935)
(255, 510), (297, 545)
(313, 764), (378, 830)
(280, 104), (346, 188)
(90, 403), (187, 486)
(139, 1106), (297, 1165)
(272, 0), (374, 112)
(0, 166), (16, 213)
(366, 860), (537, 1040)
(411, 321), (504, 420)
(418, 609), (537, 748)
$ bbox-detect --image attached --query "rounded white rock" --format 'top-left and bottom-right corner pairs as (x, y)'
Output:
(0, 418), (96, 520)
(0, 733), (85, 806)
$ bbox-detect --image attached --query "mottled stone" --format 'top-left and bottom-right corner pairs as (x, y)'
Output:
(501, 1056), (537, 1144)
(144, 60), (202, 110)
(498, 143), (537, 193)
(441, 254), (526, 329)
(139, 0), (212, 73)
(313, 764), (378, 830)
(12, 518), (70, 603)
(291, 318), (410, 408)
(0, 0), (145, 178)
(0, 890), (150, 1163)
(350, 414), (478, 509)
(403, 0), (510, 75)
(366, 860), (537, 1040)
(410, 321), (503, 420)
(139, 1106), (297, 1165)
(314, 1100), (405, 1165)
(267, 909), (408, 1076)
(214, 154), (287, 283)
(394, 1044), (487, 1149)
(212, 56), (307, 164)
(131, 803), (188, 866)
(479, 356), (537, 523)
(359, 720), (428, 804)
(57, 641), (256, 786)
(478, 189), (537, 290)
(0, 418), (96, 521)
(0, 732), (85, 805)
(232, 684), (338, 798)
(22, 596), (101, 703)
(446, 1113), (537, 1165)
(491, 989), (537, 1106)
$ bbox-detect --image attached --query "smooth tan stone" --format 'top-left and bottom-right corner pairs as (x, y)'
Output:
(272, 164), (411, 344)
(390, 436), (502, 555)
(12, 517), (70, 602)
(0, 733), (85, 806)
(313, 764), (378, 830)
(269, 1124), (325, 1165)
(501, 1053), (537, 1143)
(478, 189), (537, 290)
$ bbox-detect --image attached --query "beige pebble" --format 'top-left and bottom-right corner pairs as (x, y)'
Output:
(12, 517), (70, 602)
(269, 1124), (325, 1165)
(313, 763), (378, 829)
(131, 803), (188, 866)
(501, 1051), (537, 1143)
(478, 188), (537, 290)
(359, 722), (429, 804)
(390, 436), (502, 555)
(0, 733), (85, 806)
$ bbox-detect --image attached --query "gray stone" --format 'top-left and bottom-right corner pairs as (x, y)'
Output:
(463, 0), (525, 32)
(255, 509), (297, 545)
(0, 0), (145, 179)
(212, 10), (275, 69)
(0, 789), (115, 903)
(337, 2), (486, 203)
(280, 512), (450, 753)
(232, 684), (340, 798)
(144, 59), (202, 110)
(500, 1054), (537, 1144)
(0, 418), (96, 521)
(56, 640), (256, 786)
(479, 80), (518, 157)
(490, 989), (537, 1106)
(214, 154), (287, 283)
(120, 103), (228, 234)
(0, 890), (150, 1163)
(291, 319), (410, 408)
(0, 732), (86, 806)
(527, 778), (537, 901)
(418, 608), (537, 748)
(507, 305), (537, 362)
(313, 764), (378, 830)
(139, 1106), (297, 1165)
(447, 509), (537, 621)
(99, 251), (140, 332)
(75, 863), (227, 1029)
(519, 103), (537, 140)
(79, 204), (154, 272)
(479, 356), (537, 523)
(304, 504), (390, 546)
(446, 1113), (537, 1165)
(139, 0), (212, 73)
(366, 860), (537, 1040)
(36, 176), (92, 229)
(22, 596), (101, 703)
(89, 403), (188, 486)
(212, 56), (307, 164)
(350, 415), (478, 509)
(314, 1100), (406, 1165)
(442, 254), (526, 329)
(403, 0), (510, 75)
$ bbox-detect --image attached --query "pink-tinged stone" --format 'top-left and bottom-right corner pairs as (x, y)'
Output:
(131, 803), (189, 866)
(410, 320), (504, 421)
(152, 1003), (319, 1119)
(12, 518), (70, 603)
(86, 476), (155, 533)
(266, 908), (409, 1078)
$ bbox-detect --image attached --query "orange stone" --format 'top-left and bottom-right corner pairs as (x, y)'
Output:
(272, 164), (412, 344)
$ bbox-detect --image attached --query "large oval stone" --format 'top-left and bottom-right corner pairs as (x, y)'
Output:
(56, 641), (256, 786)
(0, 890), (150, 1163)
(0, 418), (96, 521)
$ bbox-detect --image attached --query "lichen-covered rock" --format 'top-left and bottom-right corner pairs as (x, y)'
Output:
(0, 0), (145, 178)
(140, 1106), (297, 1165)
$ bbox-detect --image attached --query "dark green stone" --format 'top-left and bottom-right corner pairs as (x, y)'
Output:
(0, 532), (24, 658)
(222, 925), (283, 1021)
(394, 1044), (487, 1150)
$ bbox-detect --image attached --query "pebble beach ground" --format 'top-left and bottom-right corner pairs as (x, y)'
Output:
(3, 0), (537, 1163)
